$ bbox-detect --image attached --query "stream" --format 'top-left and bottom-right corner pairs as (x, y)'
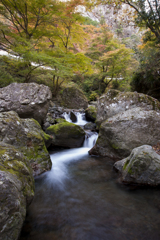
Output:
(20, 112), (160, 240)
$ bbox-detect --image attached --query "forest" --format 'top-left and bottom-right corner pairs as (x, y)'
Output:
(0, 0), (160, 100)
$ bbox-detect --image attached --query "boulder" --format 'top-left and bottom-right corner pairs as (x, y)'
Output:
(70, 111), (77, 122)
(46, 121), (85, 148)
(85, 106), (97, 122)
(0, 142), (34, 240)
(60, 87), (88, 109)
(97, 89), (160, 126)
(89, 107), (160, 159)
(0, 111), (52, 176)
(0, 82), (52, 125)
(114, 145), (160, 186)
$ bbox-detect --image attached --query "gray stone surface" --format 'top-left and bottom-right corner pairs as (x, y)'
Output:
(89, 107), (160, 159)
(96, 89), (160, 126)
(0, 111), (52, 176)
(0, 142), (34, 240)
(114, 145), (160, 186)
(85, 106), (97, 122)
(59, 87), (88, 109)
(0, 83), (52, 125)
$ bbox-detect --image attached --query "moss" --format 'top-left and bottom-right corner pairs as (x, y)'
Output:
(110, 143), (120, 150)
(123, 159), (130, 170)
(55, 118), (67, 124)
(47, 122), (84, 135)
(43, 132), (51, 141)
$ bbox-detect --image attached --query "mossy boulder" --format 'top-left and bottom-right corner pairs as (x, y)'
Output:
(89, 107), (160, 159)
(0, 111), (52, 176)
(0, 142), (34, 240)
(114, 145), (160, 186)
(46, 121), (85, 148)
(0, 82), (52, 125)
(97, 89), (160, 126)
(85, 106), (97, 122)
(59, 87), (88, 109)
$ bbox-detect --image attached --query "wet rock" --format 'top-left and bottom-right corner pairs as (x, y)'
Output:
(97, 89), (160, 126)
(114, 145), (160, 186)
(70, 111), (77, 123)
(0, 111), (52, 176)
(59, 87), (88, 109)
(0, 142), (34, 240)
(0, 82), (52, 125)
(89, 107), (160, 159)
(46, 121), (85, 148)
(85, 106), (97, 122)
(84, 122), (96, 131)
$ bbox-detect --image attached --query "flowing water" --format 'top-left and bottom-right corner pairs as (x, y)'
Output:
(20, 113), (160, 240)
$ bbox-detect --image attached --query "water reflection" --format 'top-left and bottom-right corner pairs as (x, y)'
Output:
(20, 153), (160, 240)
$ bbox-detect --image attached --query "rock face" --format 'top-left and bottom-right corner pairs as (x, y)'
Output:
(114, 145), (160, 186)
(0, 111), (52, 176)
(0, 142), (34, 240)
(46, 121), (85, 148)
(0, 83), (52, 125)
(60, 87), (88, 109)
(97, 89), (160, 126)
(85, 106), (97, 122)
(89, 107), (160, 159)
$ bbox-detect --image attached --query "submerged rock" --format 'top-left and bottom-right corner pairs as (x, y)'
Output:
(89, 107), (160, 159)
(114, 145), (160, 186)
(97, 89), (160, 126)
(59, 87), (88, 109)
(85, 106), (97, 122)
(84, 122), (96, 131)
(0, 111), (52, 176)
(0, 82), (52, 125)
(0, 142), (34, 240)
(46, 121), (85, 148)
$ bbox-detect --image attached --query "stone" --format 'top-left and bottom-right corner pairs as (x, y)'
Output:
(85, 106), (97, 122)
(46, 121), (85, 148)
(0, 142), (34, 240)
(0, 82), (52, 125)
(89, 107), (160, 159)
(84, 122), (96, 131)
(70, 111), (77, 122)
(0, 111), (52, 176)
(96, 89), (160, 126)
(114, 145), (160, 186)
(59, 87), (88, 109)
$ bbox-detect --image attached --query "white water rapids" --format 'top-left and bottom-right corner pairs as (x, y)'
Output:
(46, 112), (98, 188)
(63, 112), (88, 126)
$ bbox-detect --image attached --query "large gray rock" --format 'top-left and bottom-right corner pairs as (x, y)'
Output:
(97, 89), (160, 126)
(89, 107), (160, 159)
(0, 142), (34, 240)
(85, 106), (97, 122)
(114, 145), (160, 186)
(59, 87), (88, 109)
(0, 111), (52, 176)
(0, 83), (52, 125)
(46, 121), (85, 148)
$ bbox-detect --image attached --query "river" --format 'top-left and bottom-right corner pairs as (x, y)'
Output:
(20, 112), (160, 240)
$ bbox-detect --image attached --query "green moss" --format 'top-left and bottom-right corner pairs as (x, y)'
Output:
(123, 159), (130, 170)
(110, 143), (120, 150)
(55, 118), (67, 124)
(43, 132), (51, 141)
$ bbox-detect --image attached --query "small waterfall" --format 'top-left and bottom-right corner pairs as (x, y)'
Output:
(83, 132), (98, 148)
(63, 111), (88, 126)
